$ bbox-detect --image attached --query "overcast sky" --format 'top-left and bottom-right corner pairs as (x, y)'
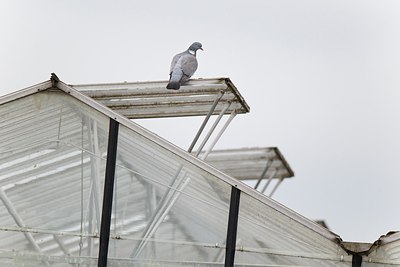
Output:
(1, 0), (400, 243)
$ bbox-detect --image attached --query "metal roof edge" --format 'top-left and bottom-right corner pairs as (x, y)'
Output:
(1, 77), (343, 248)
(273, 147), (295, 177)
(69, 77), (228, 89)
(376, 231), (400, 245)
(0, 81), (52, 105)
(338, 232), (400, 257)
(224, 78), (250, 113)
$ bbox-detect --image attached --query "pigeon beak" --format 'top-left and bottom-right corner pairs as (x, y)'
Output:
(200, 48), (204, 51)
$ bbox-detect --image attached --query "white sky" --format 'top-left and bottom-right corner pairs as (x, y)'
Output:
(1, 0), (400, 243)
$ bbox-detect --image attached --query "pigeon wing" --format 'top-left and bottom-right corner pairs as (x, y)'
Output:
(167, 46), (200, 90)
(179, 54), (198, 82)
(169, 51), (185, 75)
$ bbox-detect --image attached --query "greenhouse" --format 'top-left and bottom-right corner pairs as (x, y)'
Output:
(0, 77), (398, 266)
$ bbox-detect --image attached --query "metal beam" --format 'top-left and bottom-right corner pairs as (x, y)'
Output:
(195, 102), (232, 157)
(225, 186), (241, 267)
(188, 90), (225, 153)
(201, 109), (237, 161)
(254, 160), (272, 190)
(98, 119), (119, 267)
(261, 169), (277, 194)
(268, 177), (284, 198)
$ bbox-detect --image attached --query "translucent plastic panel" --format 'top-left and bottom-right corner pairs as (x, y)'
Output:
(108, 124), (231, 265)
(235, 192), (351, 266)
(0, 91), (109, 258)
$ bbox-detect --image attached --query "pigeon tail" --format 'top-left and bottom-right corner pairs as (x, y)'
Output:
(166, 81), (181, 90)
(167, 68), (184, 90)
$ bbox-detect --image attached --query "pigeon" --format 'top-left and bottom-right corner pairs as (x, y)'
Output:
(166, 42), (203, 90)
(50, 72), (60, 87)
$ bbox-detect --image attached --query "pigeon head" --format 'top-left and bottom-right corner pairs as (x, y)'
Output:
(188, 42), (203, 53)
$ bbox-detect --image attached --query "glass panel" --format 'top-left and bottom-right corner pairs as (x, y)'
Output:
(236, 192), (351, 266)
(0, 91), (109, 259)
(109, 124), (231, 265)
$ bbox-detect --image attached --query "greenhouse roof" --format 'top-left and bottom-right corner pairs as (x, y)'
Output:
(72, 77), (250, 159)
(0, 77), (398, 266)
(71, 77), (249, 119)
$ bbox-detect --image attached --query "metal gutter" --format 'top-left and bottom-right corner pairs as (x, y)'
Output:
(273, 147), (295, 177)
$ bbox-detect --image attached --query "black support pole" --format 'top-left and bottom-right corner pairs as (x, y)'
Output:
(225, 186), (241, 267)
(98, 119), (119, 267)
(352, 254), (362, 267)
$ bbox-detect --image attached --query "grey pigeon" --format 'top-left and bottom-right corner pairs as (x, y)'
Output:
(166, 42), (203, 90)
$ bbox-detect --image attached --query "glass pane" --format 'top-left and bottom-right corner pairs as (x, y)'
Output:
(235, 192), (351, 266)
(108, 124), (231, 265)
(0, 91), (109, 259)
